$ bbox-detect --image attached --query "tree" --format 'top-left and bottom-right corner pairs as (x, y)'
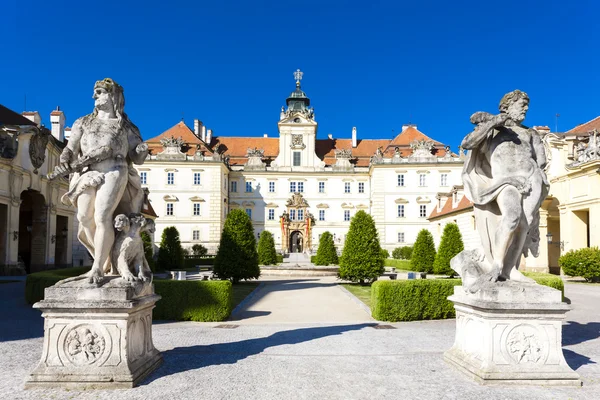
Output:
(433, 223), (464, 276)
(257, 231), (278, 265)
(314, 231), (338, 266)
(392, 246), (413, 260)
(191, 244), (208, 257)
(141, 231), (155, 272)
(380, 249), (390, 259)
(338, 210), (385, 284)
(214, 209), (260, 283)
(411, 229), (436, 273)
(157, 226), (184, 271)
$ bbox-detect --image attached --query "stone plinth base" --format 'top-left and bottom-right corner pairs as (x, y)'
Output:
(25, 277), (162, 389)
(444, 283), (580, 386)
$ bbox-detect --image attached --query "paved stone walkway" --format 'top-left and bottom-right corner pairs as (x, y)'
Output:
(229, 277), (373, 323)
(0, 278), (599, 399)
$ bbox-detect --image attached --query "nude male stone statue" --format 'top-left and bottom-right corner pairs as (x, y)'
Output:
(50, 78), (148, 284)
(456, 90), (549, 287)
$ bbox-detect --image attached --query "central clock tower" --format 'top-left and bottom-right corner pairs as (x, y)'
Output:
(272, 69), (324, 170)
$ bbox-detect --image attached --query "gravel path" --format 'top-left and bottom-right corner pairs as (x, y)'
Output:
(0, 279), (598, 399)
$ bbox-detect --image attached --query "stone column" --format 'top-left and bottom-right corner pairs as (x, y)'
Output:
(46, 205), (57, 266)
(7, 199), (21, 267)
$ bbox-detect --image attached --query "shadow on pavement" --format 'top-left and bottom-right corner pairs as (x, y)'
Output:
(228, 310), (271, 321)
(0, 282), (44, 342)
(142, 323), (374, 385)
(563, 321), (600, 346)
(563, 348), (596, 370)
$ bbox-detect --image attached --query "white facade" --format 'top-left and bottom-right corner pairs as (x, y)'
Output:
(140, 75), (464, 254)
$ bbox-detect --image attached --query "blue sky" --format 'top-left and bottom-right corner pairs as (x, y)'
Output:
(1, 0), (597, 150)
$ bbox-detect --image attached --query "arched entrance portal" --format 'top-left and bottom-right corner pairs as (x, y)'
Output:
(18, 190), (47, 274)
(289, 231), (303, 253)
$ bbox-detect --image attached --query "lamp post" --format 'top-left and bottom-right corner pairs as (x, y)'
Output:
(546, 232), (565, 251)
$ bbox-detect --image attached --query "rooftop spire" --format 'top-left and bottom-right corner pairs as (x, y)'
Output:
(294, 69), (303, 88)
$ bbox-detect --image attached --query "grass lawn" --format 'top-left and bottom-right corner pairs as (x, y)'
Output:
(340, 284), (372, 308)
(384, 259), (413, 271)
(231, 281), (261, 309)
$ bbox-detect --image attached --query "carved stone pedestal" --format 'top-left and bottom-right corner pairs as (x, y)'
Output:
(25, 277), (162, 389)
(444, 283), (580, 386)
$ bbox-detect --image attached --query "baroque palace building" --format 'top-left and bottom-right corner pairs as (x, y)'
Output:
(141, 71), (464, 254)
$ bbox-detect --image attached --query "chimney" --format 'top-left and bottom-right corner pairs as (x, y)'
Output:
(22, 111), (42, 127)
(194, 119), (203, 138)
(50, 107), (65, 141)
(328, 133), (333, 140)
(64, 127), (72, 140)
(206, 129), (213, 144)
(201, 126), (207, 142)
(351, 127), (357, 148)
(263, 133), (268, 138)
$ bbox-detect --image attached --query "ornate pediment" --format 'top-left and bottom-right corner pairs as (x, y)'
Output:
(416, 196), (431, 204)
(370, 147), (384, 165)
(409, 139), (435, 158)
(163, 195), (178, 201)
(286, 193), (309, 208)
(316, 203), (329, 208)
(189, 196), (205, 202)
(394, 198), (409, 204)
(568, 129), (600, 168)
(245, 147), (266, 170)
(157, 136), (186, 161)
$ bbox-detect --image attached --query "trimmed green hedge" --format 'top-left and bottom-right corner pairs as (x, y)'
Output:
(371, 279), (461, 322)
(371, 273), (565, 322)
(276, 254), (284, 264)
(25, 267), (90, 304)
(384, 259), (413, 271)
(153, 280), (232, 321)
(25, 267), (233, 322)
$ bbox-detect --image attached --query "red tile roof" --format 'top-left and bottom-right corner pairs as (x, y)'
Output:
(567, 116), (600, 134)
(145, 122), (454, 166)
(428, 194), (473, 220)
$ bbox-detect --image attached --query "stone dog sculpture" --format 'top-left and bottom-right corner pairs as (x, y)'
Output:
(49, 78), (150, 284)
(451, 90), (549, 291)
(112, 214), (154, 283)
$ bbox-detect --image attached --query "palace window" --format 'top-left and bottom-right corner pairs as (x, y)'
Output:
(297, 182), (304, 193)
(319, 210), (325, 221)
(293, 151), (301, 166)
(245, 181), (252, 193)
(344, 182), (351, 194)
(419, 174), (426, 187)
(245, 208), (252, 219)
(397, 204), (405, 218)
(290, 182), (296, 193)
(166, 203), (174, 216)
(269, 182), (275, 193)
(290, 209), (296, 220)
(397, 232), (405, 243)
(193, 203), (201, 216)
(167, 172), (174, 185)
(193, 172), (201, 185)
(397, 174), (404, 187)
(344, 210), (351, 221)
(231, 181), (237, 192)
(193, 230), (200, 241)
(298, 209), (304, 221)
(441, 173), (448, 186)
(268, 209), (275, 220)
(318, 182), (325, 193)
(358, 182), (365, 193)
(419, 205), (427, 218)
(140, 172), (147, 185)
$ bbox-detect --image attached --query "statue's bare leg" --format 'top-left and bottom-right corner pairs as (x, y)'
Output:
(493, 186), (524, 281)
(88, 169), (128, 284)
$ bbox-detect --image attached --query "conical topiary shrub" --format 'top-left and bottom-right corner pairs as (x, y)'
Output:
(338, 210), (384, 284)
(314, 231), (338, 266)
(214, 209), (260, 283)
(257, 230), (278, 265)
(157, 226), (184, 271)
(411, 229), (436, 273)
(433, 223), (464, 276)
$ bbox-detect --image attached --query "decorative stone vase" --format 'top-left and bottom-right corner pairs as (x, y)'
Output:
(444, 284), (580, 386)
(25, 277), (162, 389)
